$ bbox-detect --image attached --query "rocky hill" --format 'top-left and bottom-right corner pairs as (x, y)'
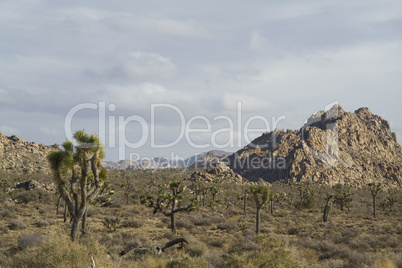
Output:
(227, 105), (402, 187)
(0, 132), (59, 175)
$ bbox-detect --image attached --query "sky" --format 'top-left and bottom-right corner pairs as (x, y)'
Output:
(0, 0), (401, 161)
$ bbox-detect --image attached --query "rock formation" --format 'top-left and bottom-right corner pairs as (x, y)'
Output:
(189, 162), (245, 183)
(0, 132), (59, 175)
(227, 105), (402, 187)
(189, 150), (230, 168)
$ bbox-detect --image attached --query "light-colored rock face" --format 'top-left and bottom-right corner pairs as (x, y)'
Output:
(0, 132), (59, 175)
(228, 106), (402, 187)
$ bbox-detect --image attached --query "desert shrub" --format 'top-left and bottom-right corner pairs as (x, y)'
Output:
(167, 256), (212, 268)
(162, 230), (175, 240)
(190, 214), (226, 226)
(13, 188), (53, 204)
(376, 234), (400, 249)
(0, 205), (15, 219)
(102, 217), (120, 232)
(8, 220), (27, 230)
(343, 252), (374, 268)
(176, 219), (193, 230)
(229, 238), (258, 253)
(0, 251), (8, 268)
(33, 219), (56, 228)
(224, 246), (305, 268)
(122, 240), (142, 253)
(185, 237), (208, 257)
(204, 251), (224, 267)
(0, 226), (8, 234)
(130, 254), (166, 268)
(119, 231), (141, 242)
(98, 234), (120, 249)
(121, 219), (143, 228)
(288, 227), (301, 235)
(206, 237), (226, 248)
(189, 214), (211, 226)
(217, 220), (237, 231)
(225, 233), (321, 268)
(301, 239), (350, 261)
(9, 235), (116, 268)
(18, 233), (43, 250)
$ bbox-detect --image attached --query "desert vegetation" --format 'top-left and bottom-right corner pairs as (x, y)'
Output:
(0, 167), (401, 268)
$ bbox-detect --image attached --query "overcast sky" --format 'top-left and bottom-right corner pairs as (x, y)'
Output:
(0, 0), (401, 161)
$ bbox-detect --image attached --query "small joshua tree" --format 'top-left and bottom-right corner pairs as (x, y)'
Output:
(0, 177), (11, 202)
(242, 186), (249, 215)
(192, 180), (208, 206)
(209, 185), (220, 203)
(268, 190), (279, 215)
(296, 181), (315, 210)
(249, 184), (270, 234)
(380, 188), (398, 212)
(333, 183), (353, 211)
(142, 179), (197, 233)
(123, 177), (135, 205)
(368, 182), (382, 220)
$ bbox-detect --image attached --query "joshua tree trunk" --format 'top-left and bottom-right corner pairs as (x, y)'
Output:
(170, 199), (176, 233)
(170, 213), (176, 233)
(82, 209), (87, 233)
(56, 195), (62, 214)
(243, 192), (247, 215)
(372, 197), (376, 219)
(323, 195), (334, 223)
(256, 207), (261, 234)
(63, 203), (68, 222)
(270, 199), (274, 215)
(71, 207), (86, 241)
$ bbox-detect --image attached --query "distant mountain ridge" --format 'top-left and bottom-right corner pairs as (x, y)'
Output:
(102, 150), (230, 170)
(227, 105), (402, 187)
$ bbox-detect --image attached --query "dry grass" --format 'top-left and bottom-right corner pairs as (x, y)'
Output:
(0, 169), (401, 267)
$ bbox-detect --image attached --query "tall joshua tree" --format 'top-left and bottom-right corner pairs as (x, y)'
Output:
(249, 184), (270, 234)
(368, 182), (382, 220)
(48, 130), (108, 241)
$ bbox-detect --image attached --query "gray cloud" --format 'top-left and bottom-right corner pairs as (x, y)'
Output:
(0, 0), (401, 160)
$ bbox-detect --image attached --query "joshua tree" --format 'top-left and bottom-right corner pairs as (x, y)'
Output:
(47, 130), (108, 241)
(323, 194), (334, 222)
(0, 177), (11, 202)
(209, 185), (220, 202)
(268, 190), (279, 215)
(192, 181), (208, 206)
(249, 184), (270, 234)
(368, 182), (382, 220)
(142, 179), (198, 233)
(380, 188), (398, 212)
(296, 182), (315, 209)
(242, 187), (249, 215)
(123, 178), (135, 205)
(333, 183), (354, 211)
